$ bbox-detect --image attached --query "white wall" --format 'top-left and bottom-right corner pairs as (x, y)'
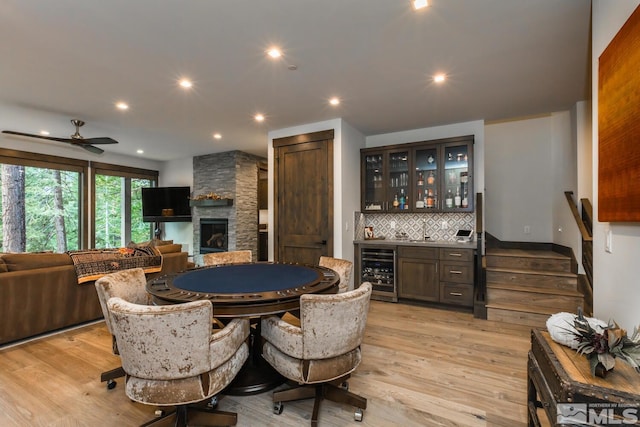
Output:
(485, 116), (554, 243)
(592, 0), (640, 329)
(551, 111), (583, 272)
(576, 100), (593, 204)
(339, 120), (366, 282)
(484, 113), (583, 267)
(267, 118), (364, 263)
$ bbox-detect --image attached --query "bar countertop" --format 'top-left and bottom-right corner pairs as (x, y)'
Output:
(353, 238), (476, 249)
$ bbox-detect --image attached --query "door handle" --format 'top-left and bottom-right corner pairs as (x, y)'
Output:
(316, 240), (327, 245)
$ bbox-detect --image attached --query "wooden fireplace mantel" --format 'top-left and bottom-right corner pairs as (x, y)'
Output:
(189, 199), (234, 207)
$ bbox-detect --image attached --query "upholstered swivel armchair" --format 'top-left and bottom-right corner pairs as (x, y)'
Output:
(202, 250), (252, 266)
(95, 268), (151, 389)
(261, 282), (372, 426)
(107, 297), (250, 427)
(318, 256), (353, 293)
(201, 250), (253, 329)
(281, 256), (354, 327)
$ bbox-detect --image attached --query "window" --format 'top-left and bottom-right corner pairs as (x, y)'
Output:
(0, 149), (159, 252)
(0, 149), (88, 253)
(91, 162), (158, 248)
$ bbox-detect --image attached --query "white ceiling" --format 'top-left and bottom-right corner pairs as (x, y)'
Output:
(0, 0), (591, 161)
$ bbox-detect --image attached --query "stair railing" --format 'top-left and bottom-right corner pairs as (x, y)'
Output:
(474, 192), (487, 319)
(564, 191), (593, 291)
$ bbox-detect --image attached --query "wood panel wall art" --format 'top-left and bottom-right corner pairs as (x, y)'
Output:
(598, 4), (640, 222)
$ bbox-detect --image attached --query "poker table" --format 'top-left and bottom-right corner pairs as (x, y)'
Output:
(146, 262), (340, 395)
(146, 262), (339, 317)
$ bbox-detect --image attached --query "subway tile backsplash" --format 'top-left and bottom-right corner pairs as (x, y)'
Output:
(354, 212), (475, 241)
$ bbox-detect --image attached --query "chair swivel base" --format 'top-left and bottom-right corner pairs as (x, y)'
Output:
(272, 377), (367, 426)
(100, 366), (126, 390)
(140, 402), (237, 427)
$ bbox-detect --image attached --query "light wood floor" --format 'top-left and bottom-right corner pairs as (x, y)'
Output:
(0, 301), (533, 426)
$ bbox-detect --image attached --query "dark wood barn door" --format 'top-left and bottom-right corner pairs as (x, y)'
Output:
(273, 130), (333, 264)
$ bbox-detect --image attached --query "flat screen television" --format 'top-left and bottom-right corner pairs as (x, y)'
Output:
(141, 186), (192, 223)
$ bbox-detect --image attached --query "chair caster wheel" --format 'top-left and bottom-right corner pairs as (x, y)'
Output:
(354, 408), (364, 422)
(341, 381), (349, 391)
(106, 379), (117, 390)
(273, 402), (284, 415)
(207, 396), (218, 408)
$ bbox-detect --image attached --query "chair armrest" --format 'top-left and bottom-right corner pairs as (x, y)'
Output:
(210, 318), (250, 366)
(261, 315), (303, 359)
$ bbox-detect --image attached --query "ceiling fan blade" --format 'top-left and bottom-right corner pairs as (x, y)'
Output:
(84, 137), (119, 145)
(78, 143), (104, 154)
(3, 122), (118, 154)
(2, 130), (71, 142)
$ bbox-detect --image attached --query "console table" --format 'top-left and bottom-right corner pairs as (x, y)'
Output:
(528, 329), (640, 426)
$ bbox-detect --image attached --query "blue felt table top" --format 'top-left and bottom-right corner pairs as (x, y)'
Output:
(172, 263), (321, 293)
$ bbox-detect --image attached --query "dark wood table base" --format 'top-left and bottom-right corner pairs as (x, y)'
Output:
(225, 319), (284, 396)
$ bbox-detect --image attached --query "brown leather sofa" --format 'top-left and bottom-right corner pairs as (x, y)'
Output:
(0, 244), (189, 346)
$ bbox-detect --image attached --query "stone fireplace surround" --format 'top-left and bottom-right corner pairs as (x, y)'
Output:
(192, 150), (265, 265)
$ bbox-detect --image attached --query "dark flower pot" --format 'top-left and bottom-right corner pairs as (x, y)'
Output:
(595, 362), (613, 378)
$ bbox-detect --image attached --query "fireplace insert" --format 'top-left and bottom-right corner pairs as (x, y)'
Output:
(200, 218), (228, 254)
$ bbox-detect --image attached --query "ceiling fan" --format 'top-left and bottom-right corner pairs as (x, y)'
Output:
(2, 119), (118, 154)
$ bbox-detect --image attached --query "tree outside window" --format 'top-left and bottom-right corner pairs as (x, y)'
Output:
(0, 149), (158, 253)
(91, 162), (158, 248)
(1, 151), (85, 253)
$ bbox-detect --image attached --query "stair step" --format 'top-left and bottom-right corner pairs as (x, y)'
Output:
(487, 282), (582, 297)
(487, 285), (583, 312)
(486, 267), (577, 291)
(486, 248), (569, 260)
(487, 266), (576, 278)
(486, 303), (556, 328)
(486, 251), (572, 273)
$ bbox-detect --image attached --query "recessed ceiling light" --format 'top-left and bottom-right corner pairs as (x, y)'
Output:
(179, 79), (193, 89)
(136, 149), (144, 154)
(267, 48), (282, 59)
(213, 133), (222, 140)
(116, 102), (129, 110)
(40, 130), (50, 136)
(433, 73), (446, 83)
(412, 0), (429, 10)
(329, 97), (340, 106)
(254, 114), (265, 122)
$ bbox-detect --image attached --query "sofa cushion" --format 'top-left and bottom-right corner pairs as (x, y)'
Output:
(2, 253), (73, 272)
(133, 239), (173, 247)
(155, 243), (183, 254)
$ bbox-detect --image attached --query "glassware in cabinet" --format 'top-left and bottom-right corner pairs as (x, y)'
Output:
(387, 150), (410, 211)
(414, 146), (438, 210)
(443, 144), (471, 210)
(363, 153), (385, 211)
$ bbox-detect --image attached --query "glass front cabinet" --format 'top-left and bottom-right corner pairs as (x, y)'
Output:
(441, 142), (472, 212)
(362, 148), (410, 212)
(361, 136), (473, 213)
